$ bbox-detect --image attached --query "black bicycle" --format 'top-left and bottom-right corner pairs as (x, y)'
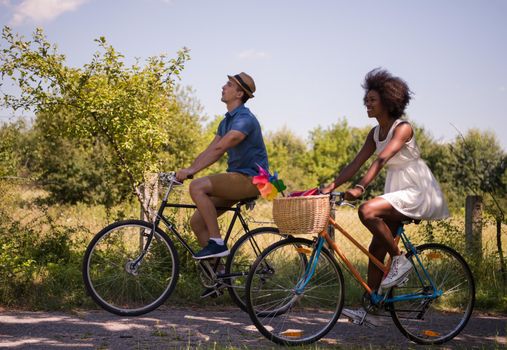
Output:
(82, 172), (285, 316)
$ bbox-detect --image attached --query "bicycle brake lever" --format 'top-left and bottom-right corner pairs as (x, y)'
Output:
(159, 172), (183, 186)
(340, 202), (356, 208)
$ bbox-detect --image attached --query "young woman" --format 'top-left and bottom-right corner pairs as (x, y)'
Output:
(321, 68), (449, 325)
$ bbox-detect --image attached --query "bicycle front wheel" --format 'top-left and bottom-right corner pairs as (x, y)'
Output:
(389, 243), (475, 344)
(246, 237), (344, 346)
(225, 226), (286, 312)
(82, 220), (179, 316)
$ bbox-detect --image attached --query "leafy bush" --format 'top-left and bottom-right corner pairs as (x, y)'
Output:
(0, 186), (90, 309)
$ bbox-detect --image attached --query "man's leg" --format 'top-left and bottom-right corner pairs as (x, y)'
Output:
(188, 173), (257, 259)
(189, 177), (224, 242)
(190, 173), (258, 243)
(190, 196), (236, 247)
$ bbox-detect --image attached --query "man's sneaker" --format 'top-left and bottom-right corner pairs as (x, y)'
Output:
(341, 308), (381, 327)
(194, 240), (229, 260)
(381, 254), (413, 288)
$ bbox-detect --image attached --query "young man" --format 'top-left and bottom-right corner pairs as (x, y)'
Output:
(176, 72), (268, 260)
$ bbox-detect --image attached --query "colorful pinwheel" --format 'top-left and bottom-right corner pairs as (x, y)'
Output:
(252, 164), (286, 201)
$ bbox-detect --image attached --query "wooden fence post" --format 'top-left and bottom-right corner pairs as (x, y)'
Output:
(465, 195), (483, 258)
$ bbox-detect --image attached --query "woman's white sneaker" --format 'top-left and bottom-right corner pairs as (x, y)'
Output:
(381, 254), (413, 288)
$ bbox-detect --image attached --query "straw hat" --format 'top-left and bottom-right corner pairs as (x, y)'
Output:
(227, 72), (256, 98)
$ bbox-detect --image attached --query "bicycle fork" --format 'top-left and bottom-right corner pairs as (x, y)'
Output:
(294, 237), (325, 294)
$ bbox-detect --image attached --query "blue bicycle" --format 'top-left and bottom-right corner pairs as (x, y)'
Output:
(245, 192), (475, 346)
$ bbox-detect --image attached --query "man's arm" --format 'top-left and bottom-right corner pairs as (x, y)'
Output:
(192, 135), (222, 165)
(176, 130), (246, 181)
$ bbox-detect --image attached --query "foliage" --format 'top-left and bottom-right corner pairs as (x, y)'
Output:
(446, 129), (506, 220)
(265, 127), (312, 190)
(308, 119), (353, 184)
(0, 182), (89, 309)
(0, 26), (201, 206)
(0, 119), (34, 177)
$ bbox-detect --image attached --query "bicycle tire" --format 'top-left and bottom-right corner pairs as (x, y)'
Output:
(389, 243), (475, 344)
(82, 220), (179, 316)
(225, 226), (286, 312)
(246, 237), (344, 346)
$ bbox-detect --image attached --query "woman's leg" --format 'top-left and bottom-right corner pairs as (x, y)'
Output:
(366, 221), (403, 289)
(367, 237), (388, 289)
(359, 197), (409, 289)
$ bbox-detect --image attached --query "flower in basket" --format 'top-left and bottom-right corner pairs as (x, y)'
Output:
(252, 164), (286, 200)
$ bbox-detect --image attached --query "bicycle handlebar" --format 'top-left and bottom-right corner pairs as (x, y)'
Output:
(329, 191), (355, 208)
(158, 171), (194, 186)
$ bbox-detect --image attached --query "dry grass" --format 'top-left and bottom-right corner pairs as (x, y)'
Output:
(2, 182), (506, 311)
(5, 182), (505, 266)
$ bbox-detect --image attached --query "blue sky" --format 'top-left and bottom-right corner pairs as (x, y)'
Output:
(1, 0), (506, 149)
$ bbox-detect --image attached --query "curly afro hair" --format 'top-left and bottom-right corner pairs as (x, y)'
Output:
(362, 68), (412, 119)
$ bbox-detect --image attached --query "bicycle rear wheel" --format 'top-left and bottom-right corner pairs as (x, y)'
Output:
(389, 243), (475, 344)
(246, 237), (344, 346)
(82, 220), (179, 316)
(225, 226), (286, 312)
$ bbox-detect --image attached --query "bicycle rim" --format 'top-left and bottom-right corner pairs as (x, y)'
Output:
(226, 227), (285, 312)
(246, 237), (344, 346)
(389, 243), (475, 344)
(83, 220), (179, 316)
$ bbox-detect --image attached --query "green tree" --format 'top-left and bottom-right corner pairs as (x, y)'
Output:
(448, 129), (506, 286)
(265, 127), (312, 190)
(0, 119), (35, 178)
(308, 119), (353, 185)
(0, 26), (201, 207)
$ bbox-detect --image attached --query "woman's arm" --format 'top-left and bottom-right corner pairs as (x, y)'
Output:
(347, 122), (413, 199)
(321, 128), (376, 193)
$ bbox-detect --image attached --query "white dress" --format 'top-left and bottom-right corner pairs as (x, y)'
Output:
(375, 119), (449, 220)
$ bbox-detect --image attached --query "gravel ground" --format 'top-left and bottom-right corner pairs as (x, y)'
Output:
(0, 306), (505, 349)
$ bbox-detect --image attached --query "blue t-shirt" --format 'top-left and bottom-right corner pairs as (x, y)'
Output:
(217, 105), (269, 176)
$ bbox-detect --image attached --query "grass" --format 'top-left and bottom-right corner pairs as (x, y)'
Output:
(0, 182), (506, 312)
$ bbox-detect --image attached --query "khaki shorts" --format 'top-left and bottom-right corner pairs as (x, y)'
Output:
(190, 172), (260, 231)
(207, 172), (260, 202)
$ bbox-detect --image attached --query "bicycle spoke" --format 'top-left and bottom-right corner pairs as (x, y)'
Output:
(83, 221), (178, 316)
(390, 244), (474, 345)
(246, 238), (344, 346)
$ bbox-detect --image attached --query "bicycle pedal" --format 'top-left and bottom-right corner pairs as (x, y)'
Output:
(348, 319), (362, 326)
(200, 287), (224, 299)
(364, 321), (378, 329)
(347, 319), (377, 328)
(396, 276), (409, 287)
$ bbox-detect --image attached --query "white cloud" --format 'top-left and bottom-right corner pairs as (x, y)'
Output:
(1, 0), (11, 7)
(237, 49), (271, 60)
(10, 0), (88, 26)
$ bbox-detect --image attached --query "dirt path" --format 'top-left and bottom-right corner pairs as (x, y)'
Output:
(0, 307), (505, 349)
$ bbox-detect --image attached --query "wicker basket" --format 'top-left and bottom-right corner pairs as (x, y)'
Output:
(272, 195), (330, 235)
